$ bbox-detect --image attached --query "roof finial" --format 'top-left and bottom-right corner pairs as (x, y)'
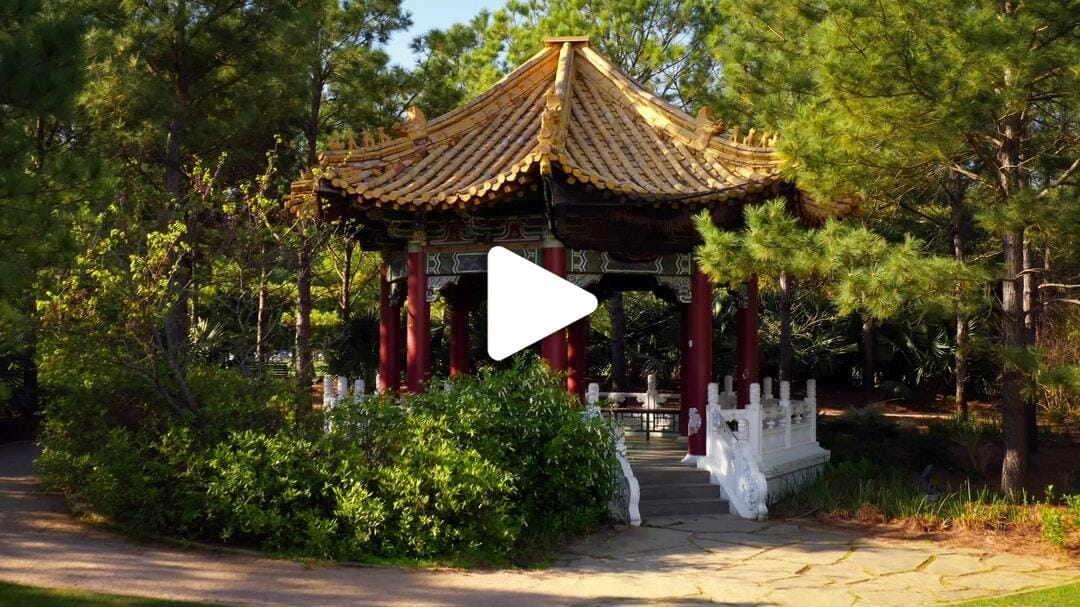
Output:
(544, 35), (590, 46)
(692, 107), (725, 150)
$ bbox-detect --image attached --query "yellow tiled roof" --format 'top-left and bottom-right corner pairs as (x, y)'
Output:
(288, 38), (856, 220)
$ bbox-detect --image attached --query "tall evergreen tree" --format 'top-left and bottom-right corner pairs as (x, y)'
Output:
(288, 0), (408, 393)
(717, 0), (1080, 495)
(75, 0), (305, 412)
(0, 0), (86, 422)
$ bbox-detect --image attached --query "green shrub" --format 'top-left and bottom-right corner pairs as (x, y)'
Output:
(372, 417), (517, 559)
(1041, 506), (1069, 548)
(38, 355), (616, 564)
(406, 357), (617, 542)
(204, 429), (335, 554)
(76, 426), (210, 537)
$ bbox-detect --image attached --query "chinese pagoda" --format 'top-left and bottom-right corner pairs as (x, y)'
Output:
(289, 37), (853, 495)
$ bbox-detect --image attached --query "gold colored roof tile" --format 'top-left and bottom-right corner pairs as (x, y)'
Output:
(290, 37), (856, 219)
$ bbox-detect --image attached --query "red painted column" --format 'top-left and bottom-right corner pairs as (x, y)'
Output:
(679, 302), (690, 437)
(687, 265), (713, 456)
(735, 276), (760, 409)
(449, 285), (471, 378)
(406, 237), (430, 392)
(567, 317), (589, 396)
(378, 261), (401, 393)
(540, 238), (568, 372)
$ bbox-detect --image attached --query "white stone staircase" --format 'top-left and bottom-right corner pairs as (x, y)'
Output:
(627, 439), (729, 518)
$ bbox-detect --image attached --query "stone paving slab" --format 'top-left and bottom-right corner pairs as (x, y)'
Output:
(1, 442), (1079, 607)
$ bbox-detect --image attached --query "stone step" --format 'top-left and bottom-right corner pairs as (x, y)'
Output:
(637, 483), (721, 500)
(626, 449), (685, 456)
(633, 466), (712, 485)
(639, 497), (730, 517)
(628, 453), (685, 462)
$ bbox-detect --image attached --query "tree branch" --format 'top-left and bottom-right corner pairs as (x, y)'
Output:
(1037, 156), (1080, 198)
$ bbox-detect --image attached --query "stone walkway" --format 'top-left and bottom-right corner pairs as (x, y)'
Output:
(1, 441), (1077, 606)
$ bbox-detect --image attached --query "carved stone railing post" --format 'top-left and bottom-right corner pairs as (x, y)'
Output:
(595, 381), (640, 526)
(723, 375), (734, 404)
(354, 379), (366, 399)
(706, 382), (719, 444)
(323, 375), (336, 434)
(748, 383), (762, 457)
(323, 375), (334, 407)
(336, 376), (349, 404)
(780, 380), (791, 449)
(374, 373), (382, 394)
(763, 376), (773, 402)
(645, 373), (657, 409)
(586, 382), (601, 419)
(806, 379), (818, 443)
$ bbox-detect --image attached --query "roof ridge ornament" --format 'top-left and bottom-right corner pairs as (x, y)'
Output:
(538, 41), (576, 175)
(692, 107), (725, 151)
(538, 88), (563, 175)
(402, 106), (428, 142)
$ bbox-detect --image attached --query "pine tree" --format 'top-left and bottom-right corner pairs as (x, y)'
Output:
(75, 0), (307, 412)
(717, 0), (1080, 495)
(0, 0), (86, 419)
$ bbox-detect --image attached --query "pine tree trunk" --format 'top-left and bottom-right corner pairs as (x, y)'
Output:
(293, 75), (322, 396)
(163, 113), (198, 413)
(1023, 239), (1038, 453)
(861, 317), (876, 390)
(295, 240), (314, 394)
(340, 240), (354, 324)
(255, 261), (269, 369)
(997, 65), (1030, 494)
(955, 315), (969, 416)
(951, 186), (968, 416)
(610, 292), (626, 390)
(1000, 226), (1029, 497)
(778, 271), (794, 383)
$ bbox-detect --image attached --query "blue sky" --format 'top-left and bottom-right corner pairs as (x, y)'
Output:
(384, 0), (499, 67)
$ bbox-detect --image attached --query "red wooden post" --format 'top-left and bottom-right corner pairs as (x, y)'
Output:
(540, 238), (568, 372)
(449, 285), (471, 377)
(378, 261), (401, 393)
(679, 302), (690, 437)
(406, 238), (430, 392)
(735, 276), (760, 408)
(567, 316), (589, 396)
(687, 265), (713, 456)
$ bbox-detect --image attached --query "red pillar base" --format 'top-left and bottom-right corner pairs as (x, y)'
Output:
(378, 261), (402, 393)
(540, 240), (568, 372)
(406, 241), (430, 393)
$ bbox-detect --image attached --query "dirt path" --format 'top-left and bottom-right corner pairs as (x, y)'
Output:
(1, 441), (1077, 607)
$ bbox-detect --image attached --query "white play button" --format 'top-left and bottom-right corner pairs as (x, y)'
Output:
(487, 246), (598, 361)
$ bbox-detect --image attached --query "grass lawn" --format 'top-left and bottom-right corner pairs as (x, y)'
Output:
(0, 581), (224, 606)
(2, 579), (1078, 606)
(953, 582), (1080, 606)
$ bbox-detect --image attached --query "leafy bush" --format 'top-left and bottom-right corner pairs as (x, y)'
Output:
(38, 355), (616, 564)
(405, 358), (617, 541)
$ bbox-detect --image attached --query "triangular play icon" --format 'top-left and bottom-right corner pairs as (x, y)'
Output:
(487, 246), (598, 361)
